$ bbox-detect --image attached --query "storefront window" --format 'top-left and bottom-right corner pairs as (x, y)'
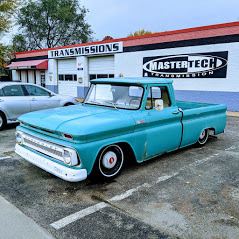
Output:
(58, 74), (77, 81)
(40, 71), (45, 87)
(89, 74), (115, 80)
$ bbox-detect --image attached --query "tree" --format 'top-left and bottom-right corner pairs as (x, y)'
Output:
(102, 36), (113, 41)
(128, 29), (153, 37)
(0, 0), (21, 35)
(13, 0), (93, 51)
(12, 33), (28, 52)
(0, 44), (12, 75)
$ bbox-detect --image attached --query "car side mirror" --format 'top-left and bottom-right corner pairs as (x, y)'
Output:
(155, 99), (164, 111)
(49, 92), (54, 97)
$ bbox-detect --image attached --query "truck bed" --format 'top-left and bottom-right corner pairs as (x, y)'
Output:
(176, 101), (227, 148)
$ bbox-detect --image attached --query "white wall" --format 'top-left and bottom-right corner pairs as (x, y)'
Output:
(21, 71), (27, 83)
(115, 42), (239, 92)
(12, 70), (18, 81)
(47, 59), (57, 86)
(76, 56), (88, 87)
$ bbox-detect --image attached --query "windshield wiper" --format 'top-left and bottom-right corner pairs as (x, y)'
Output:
(104, 101), (119, 110)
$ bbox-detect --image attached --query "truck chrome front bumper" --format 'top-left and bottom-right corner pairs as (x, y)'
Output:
(15, 144), (87, 182)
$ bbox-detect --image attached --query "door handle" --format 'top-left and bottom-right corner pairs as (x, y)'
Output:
(31, 98), (37, 101)
(0, 99), (4, 102)
(172, 108), (183, 114)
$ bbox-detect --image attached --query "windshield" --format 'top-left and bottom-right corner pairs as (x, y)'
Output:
(84, 83), (144, 110)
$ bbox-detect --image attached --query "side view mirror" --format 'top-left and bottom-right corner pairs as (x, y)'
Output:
(155, 99), (164, 111)
(49, 92), (55, 97)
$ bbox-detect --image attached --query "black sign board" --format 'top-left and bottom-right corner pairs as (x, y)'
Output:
(143, 51), (228, 78)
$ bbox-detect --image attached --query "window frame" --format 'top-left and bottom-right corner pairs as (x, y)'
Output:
(84, 83), (145, 111)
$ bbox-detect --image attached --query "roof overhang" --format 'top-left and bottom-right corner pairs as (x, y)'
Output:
(6, 60), (48, 70)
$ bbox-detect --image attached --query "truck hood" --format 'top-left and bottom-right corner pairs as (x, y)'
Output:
(18, 105), (136, 142)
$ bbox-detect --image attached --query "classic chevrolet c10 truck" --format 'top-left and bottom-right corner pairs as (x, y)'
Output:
(15, 78), (227, 182)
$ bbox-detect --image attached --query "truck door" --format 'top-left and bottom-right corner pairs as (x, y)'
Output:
(143, 86), (182, 158)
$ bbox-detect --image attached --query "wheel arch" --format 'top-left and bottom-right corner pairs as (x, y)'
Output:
(89, 141), (137, 175)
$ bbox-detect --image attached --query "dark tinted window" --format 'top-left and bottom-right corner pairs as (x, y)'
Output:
(2, 85), (24, 96)
(24, 85), (50, 96)
(0, 89), (3, 96)
(65, 75), (73, 81)
(59, 75), (64, 81)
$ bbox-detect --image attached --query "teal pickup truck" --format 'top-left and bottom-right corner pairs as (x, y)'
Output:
(15, 78), (227, 182)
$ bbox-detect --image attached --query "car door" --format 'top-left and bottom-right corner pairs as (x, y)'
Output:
(143, 86), (182, 158)
(0, 84), (31, 120)
(23, 85), (60, 112)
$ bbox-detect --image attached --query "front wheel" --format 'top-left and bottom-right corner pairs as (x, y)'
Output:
(98, 145), (124, 178)
(196, 129), (209, 146)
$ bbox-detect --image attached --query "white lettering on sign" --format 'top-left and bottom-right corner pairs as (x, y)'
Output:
(48, 42), (123, 58)
(143, 52), (228, 78)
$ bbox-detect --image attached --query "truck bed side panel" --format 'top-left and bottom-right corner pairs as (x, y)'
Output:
(179, 103), (227, 148)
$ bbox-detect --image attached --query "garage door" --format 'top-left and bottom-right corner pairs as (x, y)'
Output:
(58, 59), (78, 97)
(88, 56), (114, 80)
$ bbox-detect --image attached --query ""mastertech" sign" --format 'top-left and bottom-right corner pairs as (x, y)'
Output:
(143, 51), (228, 78)
(49, 42), (123, 58)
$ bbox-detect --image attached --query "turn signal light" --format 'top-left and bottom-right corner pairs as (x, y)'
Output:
(62, 133), (73, 140)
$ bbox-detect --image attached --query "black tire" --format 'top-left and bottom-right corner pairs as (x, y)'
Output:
(0, 111), (6, 131)
(63, 103), (74, 107)
(98, 144), (124, 179)
(196, 129), (209, 146)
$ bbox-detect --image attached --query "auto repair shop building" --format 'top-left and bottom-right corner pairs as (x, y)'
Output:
(7, 21), (239, 111)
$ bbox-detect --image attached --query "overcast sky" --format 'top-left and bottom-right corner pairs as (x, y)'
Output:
(80, 0), (239, 40)
(2, 0), (239, 45)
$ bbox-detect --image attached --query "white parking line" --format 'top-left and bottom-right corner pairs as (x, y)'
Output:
(51, 202), (107, 230)
(50, 152), (222, 230)
(50, 173), (177, 230)
(0, 156), (11, 160)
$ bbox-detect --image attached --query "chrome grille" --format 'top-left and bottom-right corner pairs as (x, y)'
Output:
(24, 138), (62, 157)
(22, 133), (64, 162)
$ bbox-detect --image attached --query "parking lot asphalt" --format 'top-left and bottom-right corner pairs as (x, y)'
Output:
(0, 117), (238, 239)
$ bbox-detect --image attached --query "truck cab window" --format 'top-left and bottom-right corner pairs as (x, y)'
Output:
(146, 86), (171, 110)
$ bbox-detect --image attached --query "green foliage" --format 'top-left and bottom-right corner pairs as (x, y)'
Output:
(13, 0), (93, 50)
(0, 44), (12, 75)
(0, 0), (21, 34)
(12, 33), (28, 52)
(128, 29), (154, 37)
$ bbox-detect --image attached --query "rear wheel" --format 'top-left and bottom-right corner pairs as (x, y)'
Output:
(98, 145), (124, 179)
(0, 112), (6, 131)
(196, 129), (209, 146)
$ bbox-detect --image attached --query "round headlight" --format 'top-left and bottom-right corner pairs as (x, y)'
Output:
(63, 150), (72, 164)
(16, 131), (23, 144)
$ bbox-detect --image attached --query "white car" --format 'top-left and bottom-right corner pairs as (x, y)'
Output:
(0, 82), (80, 130)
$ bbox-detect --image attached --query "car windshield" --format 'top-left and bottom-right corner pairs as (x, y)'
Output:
(84, 83), (144, 110)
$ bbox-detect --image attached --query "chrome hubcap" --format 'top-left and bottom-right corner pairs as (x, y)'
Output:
(0, 116), (3, 127)
(199, 130), (205, 139)
(102, 151), (117, 169)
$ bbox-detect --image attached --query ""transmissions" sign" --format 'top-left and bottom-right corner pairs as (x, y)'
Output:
(49, 42), (123, 58)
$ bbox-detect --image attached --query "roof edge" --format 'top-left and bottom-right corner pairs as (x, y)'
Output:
(11, 21), (239, 56)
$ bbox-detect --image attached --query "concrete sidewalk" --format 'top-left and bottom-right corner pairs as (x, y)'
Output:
(0, 195), (55, 239)
(227, 111), (239, 117)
